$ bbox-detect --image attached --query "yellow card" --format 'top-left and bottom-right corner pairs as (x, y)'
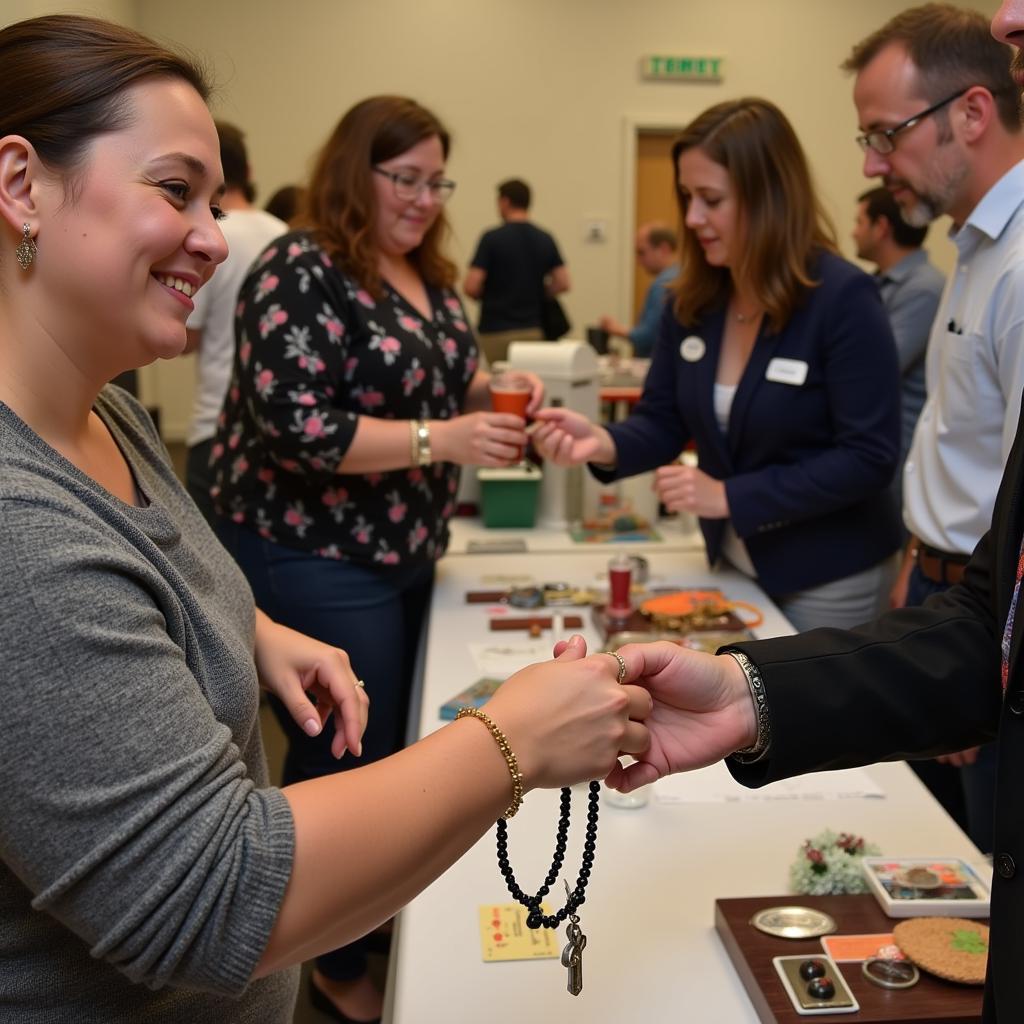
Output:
(479, 903), (560, 962)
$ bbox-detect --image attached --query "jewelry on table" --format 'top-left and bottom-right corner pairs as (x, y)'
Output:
(496, 779), (600, 996)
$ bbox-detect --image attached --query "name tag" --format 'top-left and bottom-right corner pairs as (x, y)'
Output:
(765, 357), (808, 386)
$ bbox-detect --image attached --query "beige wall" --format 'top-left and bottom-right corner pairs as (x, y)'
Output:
(4, 0), (995, 437)
(3, 0), (134, 22)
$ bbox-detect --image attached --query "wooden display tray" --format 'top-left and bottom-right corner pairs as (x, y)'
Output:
(591, 603), (748, 643)
(715, 895), (985, 1023)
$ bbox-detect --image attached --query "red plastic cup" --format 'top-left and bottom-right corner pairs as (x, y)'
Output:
(607, 553), (633, 619)
(489, 372), (531, 461)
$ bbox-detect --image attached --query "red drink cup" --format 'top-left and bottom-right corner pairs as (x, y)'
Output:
(489, 372), (531, 461)
(607, 553), (633, 619)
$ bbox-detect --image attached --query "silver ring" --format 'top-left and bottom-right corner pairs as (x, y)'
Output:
(355, 679), (366, 689)
(604, 651), (627, 684)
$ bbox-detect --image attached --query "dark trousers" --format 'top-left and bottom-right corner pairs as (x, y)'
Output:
(905, 565), (996, 853)
(185, 439), (216, 528)
(215, 519), (435, 980)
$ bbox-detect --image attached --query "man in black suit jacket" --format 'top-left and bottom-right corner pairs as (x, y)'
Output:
(601, 10), (1024, 1016)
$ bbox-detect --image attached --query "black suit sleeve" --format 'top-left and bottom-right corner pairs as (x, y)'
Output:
(726, 531), (1003, 787)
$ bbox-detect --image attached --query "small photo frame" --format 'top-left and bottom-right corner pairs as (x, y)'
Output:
(861, 857), (991, 918)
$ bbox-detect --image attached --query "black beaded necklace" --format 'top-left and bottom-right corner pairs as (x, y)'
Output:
(495, 781), (600, 996)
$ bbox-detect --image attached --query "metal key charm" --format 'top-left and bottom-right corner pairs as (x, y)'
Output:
(561, 915), (586, 995)
(560, 883), (587, 996)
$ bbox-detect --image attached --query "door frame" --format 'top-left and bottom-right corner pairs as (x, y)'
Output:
(620, 114), (691, 323)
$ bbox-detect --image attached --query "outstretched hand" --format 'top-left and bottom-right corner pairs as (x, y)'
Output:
(572, 641), (757, 793)
(484, 634), (652, 790)
(531, 407), (613, 466)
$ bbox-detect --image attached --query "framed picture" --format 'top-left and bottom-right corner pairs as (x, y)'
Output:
(861, 857), (991, 918)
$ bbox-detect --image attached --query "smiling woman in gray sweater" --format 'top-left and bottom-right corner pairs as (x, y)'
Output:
(0, 16), (651, 1021)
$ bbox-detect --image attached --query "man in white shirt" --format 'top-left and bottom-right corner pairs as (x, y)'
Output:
(845, 2), (1024, 852)
(185, 122), (286, 524)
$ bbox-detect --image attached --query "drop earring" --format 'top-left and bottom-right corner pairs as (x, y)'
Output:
(15, 223), (37, 270)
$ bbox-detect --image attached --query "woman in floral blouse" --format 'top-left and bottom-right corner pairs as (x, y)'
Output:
(210, 95), (540, 1022)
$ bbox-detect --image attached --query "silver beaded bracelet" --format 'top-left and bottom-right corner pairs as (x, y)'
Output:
(726, 649), (771, 764)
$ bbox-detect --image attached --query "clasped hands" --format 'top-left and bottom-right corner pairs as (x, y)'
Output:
(254, 609), (757, 797)
(480, 633), (757, 795)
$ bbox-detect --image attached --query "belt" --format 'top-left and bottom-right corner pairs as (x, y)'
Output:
(916, 544), (969, 587)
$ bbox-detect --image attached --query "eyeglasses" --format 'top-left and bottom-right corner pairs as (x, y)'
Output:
(855, 87), (969, 155)
(373, 167), (456, 203)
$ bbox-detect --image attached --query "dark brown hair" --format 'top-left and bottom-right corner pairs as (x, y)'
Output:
(0, 14), (210, 183)
(216, 120), (252, 201)
(303, 95), (456, 297)
(842, 3), (1020, 134)
(858, 186), (929, 248)
(671, 98), (837, 330)
(498, 178), (531, 210)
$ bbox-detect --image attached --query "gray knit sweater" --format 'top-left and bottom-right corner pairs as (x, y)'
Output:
(0, 387), (299, 1022)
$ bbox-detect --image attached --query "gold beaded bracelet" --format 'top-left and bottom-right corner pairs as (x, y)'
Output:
(456, 707), (525, 819)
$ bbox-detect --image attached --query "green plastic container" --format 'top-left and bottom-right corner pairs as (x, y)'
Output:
(477, 464), (543, 528)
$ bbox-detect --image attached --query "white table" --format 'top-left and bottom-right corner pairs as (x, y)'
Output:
(385, 552), (984, 1022)
(445, 513), (703, 556)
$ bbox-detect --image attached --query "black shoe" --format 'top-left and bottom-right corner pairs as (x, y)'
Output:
(308, 976), (382, 1024)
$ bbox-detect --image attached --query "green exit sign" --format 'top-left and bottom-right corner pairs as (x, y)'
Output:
(642, 55), (723, 81)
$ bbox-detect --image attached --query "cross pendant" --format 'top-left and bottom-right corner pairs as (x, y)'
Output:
(561, 916), (587, 996)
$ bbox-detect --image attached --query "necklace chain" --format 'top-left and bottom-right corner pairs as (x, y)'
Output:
(496, 781), (600, 929)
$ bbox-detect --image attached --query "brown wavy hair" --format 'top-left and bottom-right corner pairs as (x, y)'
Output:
(302, 95), (457, 297)
(671, 98), (837, 331)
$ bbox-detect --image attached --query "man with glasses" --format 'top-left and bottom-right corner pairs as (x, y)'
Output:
(845, 2), (1024, 854)
(464, 178), (570, 366)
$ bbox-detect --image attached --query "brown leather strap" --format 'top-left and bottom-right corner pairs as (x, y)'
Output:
(916, 547), (967, 586)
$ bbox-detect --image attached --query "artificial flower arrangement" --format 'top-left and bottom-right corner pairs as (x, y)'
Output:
(789, 830), (881, 895)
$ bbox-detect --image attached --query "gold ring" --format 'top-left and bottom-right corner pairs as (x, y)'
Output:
(604, 650), (627, 684)
(355, 679), (366, 689)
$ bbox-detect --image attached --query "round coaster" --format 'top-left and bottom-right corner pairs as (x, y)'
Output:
(749, 906), (837, 939)
(893, 917), (989, 985)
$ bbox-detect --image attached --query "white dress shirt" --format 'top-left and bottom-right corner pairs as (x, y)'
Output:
(904, 160), (1024, 556)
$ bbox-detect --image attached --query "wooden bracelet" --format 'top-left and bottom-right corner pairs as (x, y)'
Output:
(456, 707), (525, 818)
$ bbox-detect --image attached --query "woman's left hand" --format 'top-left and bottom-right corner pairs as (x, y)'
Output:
(254, 613), (370, 759)
(654, 463), (729, 518)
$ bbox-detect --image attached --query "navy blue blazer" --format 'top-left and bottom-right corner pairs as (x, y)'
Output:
(601, 251), (903, 595)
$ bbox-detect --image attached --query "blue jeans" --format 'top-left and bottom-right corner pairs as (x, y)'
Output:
(216, 520), (435, 979)
(185, 439), (216, 528)
(905, 566), (996, 853)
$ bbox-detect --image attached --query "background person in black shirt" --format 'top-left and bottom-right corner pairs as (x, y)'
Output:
(464, 178), (570, 365)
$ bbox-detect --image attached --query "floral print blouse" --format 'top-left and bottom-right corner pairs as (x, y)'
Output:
(210, 231), (478, 566)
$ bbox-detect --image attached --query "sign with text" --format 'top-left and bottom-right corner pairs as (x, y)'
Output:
(642, 55), (723, 82)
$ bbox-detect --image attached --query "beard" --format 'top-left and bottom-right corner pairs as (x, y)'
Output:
(889, 187), (939, 228)
(885, 150), (969, 227)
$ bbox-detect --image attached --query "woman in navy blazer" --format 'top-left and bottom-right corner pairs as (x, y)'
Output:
(534, 98), (903, 631)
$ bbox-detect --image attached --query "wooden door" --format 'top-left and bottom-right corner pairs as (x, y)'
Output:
(633, 130), (680, 319)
